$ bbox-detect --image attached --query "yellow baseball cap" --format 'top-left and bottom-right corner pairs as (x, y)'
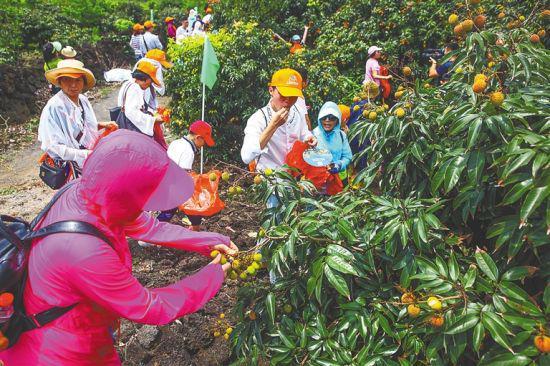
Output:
(165, 17), (174, 23)
(133, 23), (144, 31)
(135, 60), (160, 86)
(145, 49), (173, 68)
(144, 20), (156, 28)
(268, 68), (303, 98)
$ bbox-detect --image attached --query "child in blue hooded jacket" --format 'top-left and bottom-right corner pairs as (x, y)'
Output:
(312, 101), (353, 180)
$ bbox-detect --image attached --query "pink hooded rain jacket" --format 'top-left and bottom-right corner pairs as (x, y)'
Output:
(0, 131), (230, 365)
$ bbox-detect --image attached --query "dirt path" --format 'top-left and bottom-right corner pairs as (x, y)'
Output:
(0, 85), (169, 220)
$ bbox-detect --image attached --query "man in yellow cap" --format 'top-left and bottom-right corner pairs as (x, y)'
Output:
(241, 68), (316, 175)
(132, 49), (173, 109)
(143, 20), (163, 51)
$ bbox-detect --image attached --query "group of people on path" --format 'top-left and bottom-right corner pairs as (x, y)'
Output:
(130, 5), (214, 60)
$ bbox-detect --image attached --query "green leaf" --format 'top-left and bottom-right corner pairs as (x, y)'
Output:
(413, 218), (428, 243)
(501, 266), (538, 281)
(467, 151), (486, 184)
(463, 265), (477, 289)
(444, 155), (467, 193)
(472, 322), (484, 353)
(337, 218), (357, 242)
(475, 249), (499, 282)
(481, 312), (515, 353)
(501, 179), (533, 206)
(327, 255), (359, 276)
(448, 252), (459, 281)
(520, 186), (550, 224)
(327, 244), (354, 262)
(499, 281), (533, 303)
(502, 150), (536, 179)
(467, 118), (483, 148)
(266, 292), (275, 325)
(324, 265), (350, 299)
(482, 353), (531, 366)
(445, 314), (479, 335)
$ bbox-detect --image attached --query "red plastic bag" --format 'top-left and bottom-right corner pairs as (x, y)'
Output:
(179, 170), (225, 216)
(285, 141), (343, 195)
(380, 65), (392, 99)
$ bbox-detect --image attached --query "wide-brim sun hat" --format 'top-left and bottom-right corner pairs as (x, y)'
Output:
(61, 46), (77, 58)
(268, 68), (303, 98)
(51, 41), (62, 52)
(368, 45), (382, 56)
(135, 60), (161, 86)
(45, 59), (95, 91)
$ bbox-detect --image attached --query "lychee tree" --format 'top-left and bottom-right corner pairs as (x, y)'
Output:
(229, 6), (549, 366)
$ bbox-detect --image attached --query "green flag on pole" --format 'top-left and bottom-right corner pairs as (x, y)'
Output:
(200, 36), (220, 90)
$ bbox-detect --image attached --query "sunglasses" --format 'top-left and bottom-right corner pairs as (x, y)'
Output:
(322, 115), (339, 122)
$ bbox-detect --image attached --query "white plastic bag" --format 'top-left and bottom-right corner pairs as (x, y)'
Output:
(103, 68), (132, 83)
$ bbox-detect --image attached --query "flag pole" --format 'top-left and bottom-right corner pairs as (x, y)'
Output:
(200, 81), (205, 174)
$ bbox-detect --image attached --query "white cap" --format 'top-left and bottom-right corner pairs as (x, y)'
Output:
(368, 46), (382, 56)
(61, 46), (77, 58)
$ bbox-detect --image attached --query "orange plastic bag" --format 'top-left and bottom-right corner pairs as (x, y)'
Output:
(179, 170), (225, 216)
(285, 141), (343, 195)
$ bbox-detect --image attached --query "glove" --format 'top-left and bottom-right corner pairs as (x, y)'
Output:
(328, 163), (340, 174)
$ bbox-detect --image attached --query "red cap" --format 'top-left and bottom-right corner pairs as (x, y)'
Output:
(190, 120), (215, 147)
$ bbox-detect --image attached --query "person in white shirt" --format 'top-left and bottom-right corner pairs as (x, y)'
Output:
(39, 59), (117, 180)
(192, 15), (205, 35)
(132, 49), (173, 109)
(117, 60), (165, 145)
(160, 120), (216, 230)
(241, 68), (316, 174)
(176, 19), (191, 43)
(143, 20), (163, 51)
(294, 68), (312, 130)
(202, 6), (213, 30)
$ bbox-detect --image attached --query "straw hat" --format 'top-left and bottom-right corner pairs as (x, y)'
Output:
(45, 59), (95, 91)
(145, 49), (173, 69)
(135, 60), (160, 86)
(61, 46), (77, 58)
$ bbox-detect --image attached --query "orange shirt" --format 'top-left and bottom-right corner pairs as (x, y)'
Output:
(290, 43), (304, 54)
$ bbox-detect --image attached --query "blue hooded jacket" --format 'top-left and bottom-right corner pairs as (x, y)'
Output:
(312, 101), (353, 172)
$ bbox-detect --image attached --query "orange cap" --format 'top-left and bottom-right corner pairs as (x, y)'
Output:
(206, 7), (213, 14)
(145, 49), (173, 68)
(268, 68), (303, 98)
(144, 20), (156, 28)
(338, 104), (350, 122)
(133, 23), (144, 31)
(135, 60), (160, 86)
(165, 17), (174, 23)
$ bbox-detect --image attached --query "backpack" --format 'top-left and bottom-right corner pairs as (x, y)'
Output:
(0, 182), (112, 349)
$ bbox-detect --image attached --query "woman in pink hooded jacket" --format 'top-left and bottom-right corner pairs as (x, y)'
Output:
(0, 130), (237, 365)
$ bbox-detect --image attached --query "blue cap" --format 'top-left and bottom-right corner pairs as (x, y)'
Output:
(291, 35), (301, 42)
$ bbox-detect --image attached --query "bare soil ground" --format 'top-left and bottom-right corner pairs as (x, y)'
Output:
(0, 85), (262, 365)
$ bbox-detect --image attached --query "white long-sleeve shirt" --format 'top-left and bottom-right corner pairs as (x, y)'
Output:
(38, 91), (99, 167)
(133, 57), (165, 109)
(143, 31), (163, 51)
(117, 80), (156, 136)
(241, 102), (312, 171)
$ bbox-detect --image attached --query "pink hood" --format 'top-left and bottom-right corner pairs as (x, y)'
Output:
(1, 130), (230, 365)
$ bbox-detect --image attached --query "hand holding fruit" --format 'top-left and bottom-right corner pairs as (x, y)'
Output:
(211, 241), (239, 257)
(210, 253), (232, 276)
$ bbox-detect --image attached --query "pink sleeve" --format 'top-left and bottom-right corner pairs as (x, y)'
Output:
(124, 212), (231, 256)
(69, 238), (224, 325)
